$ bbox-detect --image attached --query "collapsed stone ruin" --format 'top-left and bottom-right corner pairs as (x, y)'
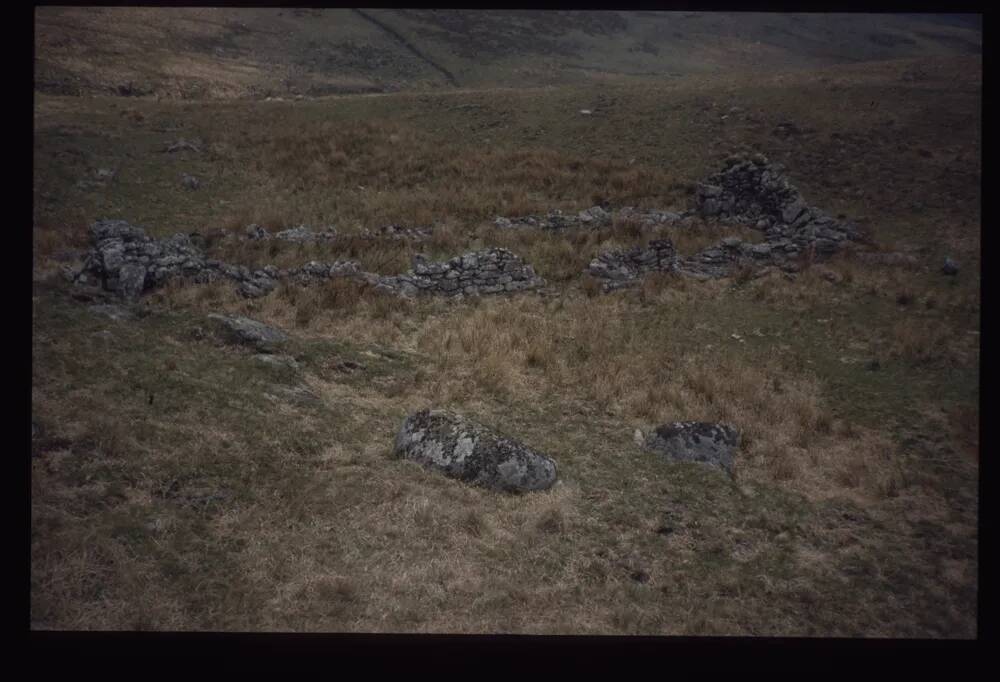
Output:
(696, 153), (862, 253)
(73, 220), (545, 302)
(586, 154), (866, 291)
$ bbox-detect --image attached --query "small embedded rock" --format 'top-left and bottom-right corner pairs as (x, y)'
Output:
(207, 314), (289, 353)
(642, 421), (741, 476)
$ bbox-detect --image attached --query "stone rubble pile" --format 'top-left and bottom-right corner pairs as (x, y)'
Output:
(73, 220), (544, 302)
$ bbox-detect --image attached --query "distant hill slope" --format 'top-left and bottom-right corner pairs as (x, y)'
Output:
(34, 8), (982, 98)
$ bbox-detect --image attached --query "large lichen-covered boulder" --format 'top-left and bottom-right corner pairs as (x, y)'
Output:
(641, 421), (741, 476)
(206, 314), (289, 353)
(394, 410), (558, 493)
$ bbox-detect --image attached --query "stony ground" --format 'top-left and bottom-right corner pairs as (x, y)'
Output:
(31, 54), (980, 635)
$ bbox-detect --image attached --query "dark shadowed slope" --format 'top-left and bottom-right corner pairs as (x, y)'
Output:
(35, 8), (981, 99)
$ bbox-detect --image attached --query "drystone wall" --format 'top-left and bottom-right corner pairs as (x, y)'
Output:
(377, 248), (545, 298)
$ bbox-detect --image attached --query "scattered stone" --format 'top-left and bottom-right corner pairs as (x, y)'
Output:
(394, 409), (558, 493)
(207, 314), (288, 353)
(181, 173), (200, 190)
(164, 138), (203, 153)
(273, 225), (338, 242)
(334, 360), (366, 373)
(95, 168), (116, 181)
(362, 224), (433, 241)
(495, 205), (612, 230)
(87, 303), (135, 321)
(253, 354), (300, 371)
(244, 224), (269, 240)
(813, 265), (844, 284)
(641, 422), (741, 476)
(270, 384), (322, 407)
(942, 257), (960, 276)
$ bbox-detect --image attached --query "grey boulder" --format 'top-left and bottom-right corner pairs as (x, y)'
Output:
(942, 257), (959, 276)
(207, 314), (289, 353)
(641, 421), (741, 476)
(118, 263), (148, 301)
(394, 410), (558, 493)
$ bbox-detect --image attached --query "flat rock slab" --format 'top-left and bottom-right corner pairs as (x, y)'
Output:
(207, 314), (288, 353)
(394, 410), (558, 493)
(642, 421), (741, 476)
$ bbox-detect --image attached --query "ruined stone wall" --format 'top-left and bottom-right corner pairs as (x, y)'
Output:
(587, 239), (678, 291)
(695, 154), (862, 257)
(378, 248), (545, 298)
(74, 221), (543, 302)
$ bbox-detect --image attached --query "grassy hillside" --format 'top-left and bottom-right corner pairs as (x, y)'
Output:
(31, 35), (980, 635)
(34, 8), (982, 97)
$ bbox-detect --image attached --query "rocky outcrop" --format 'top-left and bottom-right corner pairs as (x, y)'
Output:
(640, 422), (741, 476)
(394, 410), (558, 493)
(206, 314), (289, 353)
